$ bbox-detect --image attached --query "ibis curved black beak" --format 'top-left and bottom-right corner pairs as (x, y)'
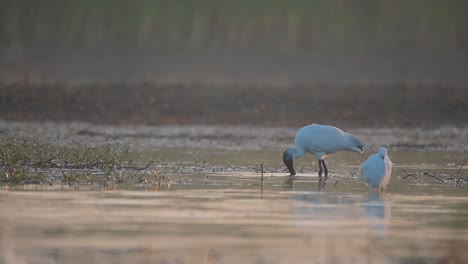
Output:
(283, 150), (296, 176)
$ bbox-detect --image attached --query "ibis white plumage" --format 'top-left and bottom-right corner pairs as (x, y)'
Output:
(360, 147), (392, 192)
(283, 124), (366, 177)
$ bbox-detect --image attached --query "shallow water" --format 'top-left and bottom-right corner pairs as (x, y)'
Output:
(1, 149), (468, 264)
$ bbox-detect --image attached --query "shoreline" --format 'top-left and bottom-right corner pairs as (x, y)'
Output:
(1, 120), (467, 152)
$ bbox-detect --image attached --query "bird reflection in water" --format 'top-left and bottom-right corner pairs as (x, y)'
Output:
(283, 174), (328, 191)
(362, 191), (390, 238)
(290, 191), (390, 238)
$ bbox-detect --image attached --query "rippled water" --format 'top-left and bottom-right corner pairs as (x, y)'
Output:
(1, 150), (468, 264)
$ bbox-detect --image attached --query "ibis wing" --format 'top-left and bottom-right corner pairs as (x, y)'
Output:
(360, 154), (385, 188)
(381, 155), (393, 187)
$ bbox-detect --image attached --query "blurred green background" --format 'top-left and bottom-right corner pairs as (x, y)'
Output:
(0, 0), (468, 86)
(1, 0), (467, 85)
(1, 0), (467, 52)
(0, 0), (466, 126)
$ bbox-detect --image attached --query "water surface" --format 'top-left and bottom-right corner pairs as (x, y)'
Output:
(1, 149), (467, 264)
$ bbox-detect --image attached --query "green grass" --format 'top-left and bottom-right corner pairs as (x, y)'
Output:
(0, 135), (158, 185)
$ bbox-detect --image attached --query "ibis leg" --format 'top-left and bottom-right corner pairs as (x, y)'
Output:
(321, 159), (328, 177)
(318, 160), (323, 177)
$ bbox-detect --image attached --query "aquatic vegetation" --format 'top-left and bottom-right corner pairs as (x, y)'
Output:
(0, 135), (157, 185)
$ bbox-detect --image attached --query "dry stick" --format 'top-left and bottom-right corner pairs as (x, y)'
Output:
(261, 163), (264, 185)
(402, 169), (445, 182)
(260, 163), (264, 195)
(153, 170), (160, 185)
(401, 170), (418, 179)
(86, 172), (92, 185)
(455, 153), (467, 179)
(253, 167), (266, 173)
(61, 170), (69, 182)
(423, 173), (445, 183)
(143, 159), (154, 170)
(31, 153), (61, 167)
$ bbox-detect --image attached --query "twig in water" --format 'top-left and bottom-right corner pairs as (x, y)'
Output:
(455, 152), (467, 178)
(30, 153), (61, 167)
(61, 170), (68, 180)
(142, 159), (155, 170)
(86, 172), (93, 185)
(153, 170), (160, 185)
(61, 170), (75, 185)
(260, 163), (264, 198)
(402, 169), (445, 182)
(422, 172), (445, 183)
(253, 167), (266, 173)
(260, 163), (264, 186)
(401, 170), (418, 179)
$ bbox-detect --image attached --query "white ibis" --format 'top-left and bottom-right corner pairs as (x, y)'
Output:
(283, 124), (366, 177)
(360, 147), (392, 192)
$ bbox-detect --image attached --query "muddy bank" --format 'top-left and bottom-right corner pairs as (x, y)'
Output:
(1, 120), (467, 151)
(1, 83), (466, 128)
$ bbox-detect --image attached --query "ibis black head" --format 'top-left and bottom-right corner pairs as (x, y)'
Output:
(283, 149), (296, 176)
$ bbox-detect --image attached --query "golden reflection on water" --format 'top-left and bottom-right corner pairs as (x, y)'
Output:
(0, 185), (468, 264)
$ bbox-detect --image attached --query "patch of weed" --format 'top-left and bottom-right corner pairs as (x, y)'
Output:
(0, 135), (157, 185)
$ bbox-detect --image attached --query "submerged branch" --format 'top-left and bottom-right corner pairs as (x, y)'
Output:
(253, 167), (267, 173)
(422, 172), (445, 183)
(455, 152), (467, 178)
(401, 170), (445, 183)
(401, 170), (418, 180)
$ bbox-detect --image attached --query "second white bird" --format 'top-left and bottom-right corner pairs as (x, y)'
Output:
(360, 147), (392, 192)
